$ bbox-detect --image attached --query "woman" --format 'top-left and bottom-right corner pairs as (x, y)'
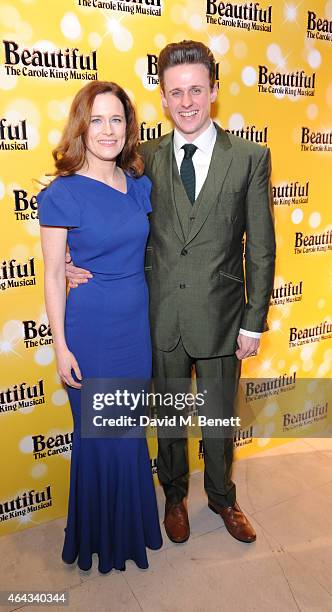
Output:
(37, 81), (162, 573)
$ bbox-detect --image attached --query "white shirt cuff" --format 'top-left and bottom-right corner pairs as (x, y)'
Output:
(239, 328), (262, 339)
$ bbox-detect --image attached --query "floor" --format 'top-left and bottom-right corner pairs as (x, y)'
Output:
(1, 438), (332, 612)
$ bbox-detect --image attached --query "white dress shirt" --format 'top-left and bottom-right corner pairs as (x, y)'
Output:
(173, 121), (261, 340)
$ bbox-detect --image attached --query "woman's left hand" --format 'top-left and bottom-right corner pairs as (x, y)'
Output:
(56, 346), (83, 389)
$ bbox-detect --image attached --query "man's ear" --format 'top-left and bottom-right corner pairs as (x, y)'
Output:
(211, 83), (218, 103)
(160, 88), (168, 109)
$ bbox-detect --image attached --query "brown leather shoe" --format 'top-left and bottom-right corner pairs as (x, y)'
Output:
(164, 500), (190, 543)
(208, 501), (256, 543)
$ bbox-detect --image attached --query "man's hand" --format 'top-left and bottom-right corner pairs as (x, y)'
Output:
(235, 334), (260, 360)
(65, 252), (92, 288)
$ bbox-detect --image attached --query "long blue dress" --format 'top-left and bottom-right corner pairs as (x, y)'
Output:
(37, 173), (162, 573)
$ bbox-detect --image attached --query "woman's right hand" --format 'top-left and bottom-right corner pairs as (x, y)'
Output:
(56, 346), (82, 389)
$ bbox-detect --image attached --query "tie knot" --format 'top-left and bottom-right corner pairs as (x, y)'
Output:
(182, 144), (197, 160)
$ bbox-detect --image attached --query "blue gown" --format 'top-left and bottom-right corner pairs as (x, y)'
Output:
(37, 173), (162, 573)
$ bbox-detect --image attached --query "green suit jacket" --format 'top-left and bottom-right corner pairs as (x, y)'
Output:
(140, 124), (276, 358)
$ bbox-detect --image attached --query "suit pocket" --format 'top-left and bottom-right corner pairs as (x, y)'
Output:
(219, 270), (243, 284)
(218, 190), (245, 223)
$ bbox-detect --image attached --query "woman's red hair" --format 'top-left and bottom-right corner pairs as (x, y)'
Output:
(52, 81), (144, 177)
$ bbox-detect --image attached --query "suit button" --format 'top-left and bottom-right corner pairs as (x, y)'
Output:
(179, 283), (186, 289)
(181, 248), (188, 256)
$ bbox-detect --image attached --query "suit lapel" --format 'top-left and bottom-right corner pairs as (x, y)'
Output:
(185, 125), (233, 246)
(153, 132), (184, 242)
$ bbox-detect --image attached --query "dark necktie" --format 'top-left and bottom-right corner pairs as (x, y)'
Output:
(180, 144), (197, 205)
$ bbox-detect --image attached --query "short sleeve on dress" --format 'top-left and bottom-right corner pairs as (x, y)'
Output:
(136, 175), (152, 214)
(37, 178), (81, 228)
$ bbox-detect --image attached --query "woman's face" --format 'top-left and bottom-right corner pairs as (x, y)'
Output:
(85, 92), (127, 164)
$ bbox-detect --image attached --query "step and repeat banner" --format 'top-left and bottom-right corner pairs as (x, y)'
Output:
(1, 0), (332, 535)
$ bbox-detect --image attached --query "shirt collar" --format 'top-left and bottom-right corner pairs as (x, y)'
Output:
(173, 120), (216, 154)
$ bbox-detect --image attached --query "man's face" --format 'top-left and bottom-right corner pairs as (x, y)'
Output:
(160, 63), (217, 142)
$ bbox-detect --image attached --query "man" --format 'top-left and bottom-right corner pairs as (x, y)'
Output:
(66, 41), (276, 545)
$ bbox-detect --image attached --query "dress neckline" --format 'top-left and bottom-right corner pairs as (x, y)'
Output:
(73, 173), (130, 195)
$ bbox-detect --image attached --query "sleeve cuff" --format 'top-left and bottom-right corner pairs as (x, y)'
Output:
(239, 328), (262, 339)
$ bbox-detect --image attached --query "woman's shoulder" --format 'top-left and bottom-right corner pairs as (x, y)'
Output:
(50, 174), (80, 193)
(129, 173), (152, 214)
(131, 173), (152, 193)
(37, 175), (81, 226)
(37, 175), (81, 201)
(37, 175), (69, 195)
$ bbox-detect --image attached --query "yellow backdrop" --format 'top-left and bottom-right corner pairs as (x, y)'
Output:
(1, 0), (332, 535)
